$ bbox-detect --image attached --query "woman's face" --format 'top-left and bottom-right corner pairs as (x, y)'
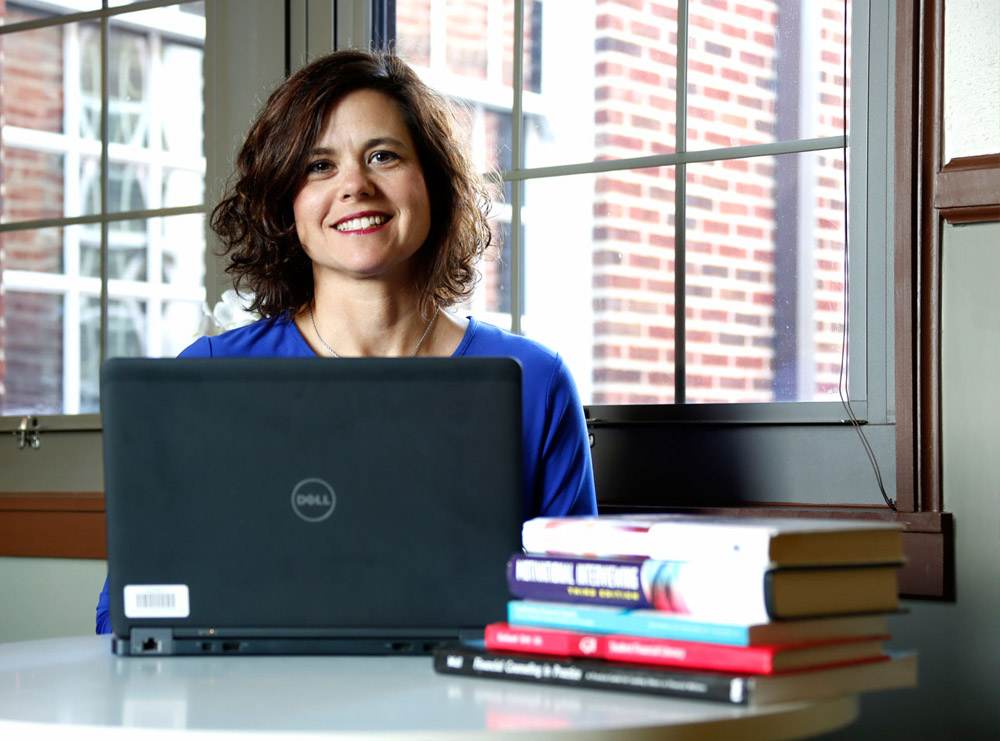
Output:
(292, 89), (432, 286)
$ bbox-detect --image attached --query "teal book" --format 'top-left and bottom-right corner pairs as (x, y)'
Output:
(506, 600), (890, 648)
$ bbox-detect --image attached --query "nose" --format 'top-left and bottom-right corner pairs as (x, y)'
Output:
(338, 161), (375, 201)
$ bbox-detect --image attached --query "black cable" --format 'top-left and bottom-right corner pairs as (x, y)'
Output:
(836, 0), (895, 510)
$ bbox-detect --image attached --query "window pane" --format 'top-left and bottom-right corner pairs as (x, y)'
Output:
(521, 169), (678, 406)
(685, 151), (846, 403)
(687, 0), (850, 150)
(0, 292), (65, 415)
(396, 0), (514, 173)
(161, 40), (205, 157)
(159, 212), (205, 287)
(526, 0), (678, 169)
(1, 227), (64, 274)
(0, 17), (97, 222)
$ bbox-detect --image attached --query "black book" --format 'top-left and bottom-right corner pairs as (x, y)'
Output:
(433, 644), (916, 706)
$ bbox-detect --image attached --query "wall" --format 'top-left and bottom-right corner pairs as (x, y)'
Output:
(0, 558), (106, 642)
(817, 226), (1000, 741)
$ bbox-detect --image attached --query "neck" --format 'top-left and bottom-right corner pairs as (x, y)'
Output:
(302, 292), (438, 358)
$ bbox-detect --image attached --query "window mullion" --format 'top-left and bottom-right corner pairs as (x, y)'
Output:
(509, 0), (525, 335)
(99, 12), (110, 374)
(675, 0), (690, 403)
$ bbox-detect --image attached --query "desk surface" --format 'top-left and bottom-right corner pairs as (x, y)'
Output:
(0, 636), (857, 740)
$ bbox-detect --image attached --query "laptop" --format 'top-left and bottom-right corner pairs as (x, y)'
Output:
(100, 356), (523, 656)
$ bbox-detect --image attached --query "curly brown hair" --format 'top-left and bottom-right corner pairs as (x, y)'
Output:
(211, 48), (495, 319)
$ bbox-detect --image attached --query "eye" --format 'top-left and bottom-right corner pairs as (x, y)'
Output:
(369, 150), (400, 165)
(306, 160), (333, 175)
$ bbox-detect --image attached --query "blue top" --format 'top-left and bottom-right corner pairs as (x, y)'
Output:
(95, 314), (597, 634)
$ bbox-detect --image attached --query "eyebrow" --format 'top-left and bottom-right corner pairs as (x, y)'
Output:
(308, 137), (411, 156)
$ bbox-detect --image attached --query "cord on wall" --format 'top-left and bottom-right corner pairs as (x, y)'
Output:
(837, 0), (895, 510)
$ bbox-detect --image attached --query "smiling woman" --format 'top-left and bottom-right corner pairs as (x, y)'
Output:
(92, 48), (598, 634)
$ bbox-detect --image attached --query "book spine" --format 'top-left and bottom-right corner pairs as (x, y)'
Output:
(485, 623), (776, 674)
(507, 600), (752, 646)
(507, 555), (654, 609)
(433, 645), (747, 704)
(601, 635), (773, 674)
(520, 519), (655, 558)
(507, 554), (773, 621)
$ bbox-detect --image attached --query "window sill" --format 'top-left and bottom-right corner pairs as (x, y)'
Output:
(0, 492), (106, 560)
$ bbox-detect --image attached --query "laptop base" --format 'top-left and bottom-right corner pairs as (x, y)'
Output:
(113, 627), (485, 657)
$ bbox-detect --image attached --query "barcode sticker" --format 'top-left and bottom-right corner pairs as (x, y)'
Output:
(124, 585), (190, 619)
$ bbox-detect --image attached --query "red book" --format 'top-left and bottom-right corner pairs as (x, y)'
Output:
(484, 622), (888, 675)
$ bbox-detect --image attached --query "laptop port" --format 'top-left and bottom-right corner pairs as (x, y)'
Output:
(130, 628), (173, 655)
(390, 642), (413, 653)
(140, 637), (159, 653)
(222, 641), (241, 652)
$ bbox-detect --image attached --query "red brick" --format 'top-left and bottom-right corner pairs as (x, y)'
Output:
(629, 346), (660, 362)
(629, 253), (661, 270)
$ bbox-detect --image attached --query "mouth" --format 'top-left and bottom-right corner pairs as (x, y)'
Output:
(334, 213), (389, 233)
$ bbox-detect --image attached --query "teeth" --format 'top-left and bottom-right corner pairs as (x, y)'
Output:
(336, 215), (386, 232)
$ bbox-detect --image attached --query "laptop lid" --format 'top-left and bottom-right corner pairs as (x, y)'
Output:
(101, 356), (523, 656)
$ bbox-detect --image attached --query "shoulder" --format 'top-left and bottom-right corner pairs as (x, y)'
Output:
(459, 317), (559, 367)
(179, 315), (312, 358)
(459, 317), (577, 398)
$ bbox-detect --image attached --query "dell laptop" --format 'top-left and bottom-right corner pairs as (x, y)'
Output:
(101, 356), (523, 656)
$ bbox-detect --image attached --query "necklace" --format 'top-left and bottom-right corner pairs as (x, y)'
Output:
(309, 304), (441, 358)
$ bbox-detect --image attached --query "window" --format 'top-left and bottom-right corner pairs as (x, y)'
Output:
(0, 1), (206, 417)
(393, 0), (863, 413)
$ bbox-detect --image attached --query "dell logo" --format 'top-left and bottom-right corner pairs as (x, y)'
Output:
(290, 478), (336, 522)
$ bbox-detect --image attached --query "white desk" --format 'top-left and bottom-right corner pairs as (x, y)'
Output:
(0, 636), (857, 739)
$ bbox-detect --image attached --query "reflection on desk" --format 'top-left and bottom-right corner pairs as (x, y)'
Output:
(0, 636), (858, 739)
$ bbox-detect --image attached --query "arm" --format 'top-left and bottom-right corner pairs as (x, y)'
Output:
(533, 357), (598, 518)
(96, 575), (111, 635)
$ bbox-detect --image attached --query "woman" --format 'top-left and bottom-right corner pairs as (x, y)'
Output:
(96, 49), (596, 634)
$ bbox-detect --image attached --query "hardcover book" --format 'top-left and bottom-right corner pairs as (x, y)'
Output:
(507, 600), (892, 647)
(520, 514), (905, 567)
(484, 622), (887, 674)
(507, 553), (901, 621)
(433, 644), (917, 705)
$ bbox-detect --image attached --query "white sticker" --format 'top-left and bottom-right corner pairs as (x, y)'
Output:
(124, 584), (190, 619)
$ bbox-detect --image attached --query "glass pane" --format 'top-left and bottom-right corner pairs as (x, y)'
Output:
(685, 151), (846, 403)
(0, 149), (66, 224)
(161, 300), (205, 357)
(0, 19), (95, 222)
(159, 212), (206, 287)
(79, 295), (103, 414)
(163, 167), (204, 208)
(1, 226), (65, 274)
(525, 0), (679, 169)
(446, 0), (488, 80)
(108, 25), (151, 148)
(686, 0), (851, 151)
(394, 0), (431, 66)
(396, 0), (514, 173)
(0, 292), (64, 415)
(522, 168), (677, 406)
(160, 40), (205, 157)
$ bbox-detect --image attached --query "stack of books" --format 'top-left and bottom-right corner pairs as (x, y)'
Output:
(434, 514), (918, 705)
